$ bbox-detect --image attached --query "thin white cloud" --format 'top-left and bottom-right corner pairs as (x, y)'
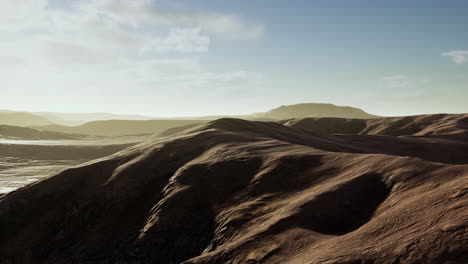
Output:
(0, 55), (25, 68)
(45, 40), (114, 66)
(442, 50), (468, 64)
(141, 28), (210, 54)
(382, 75), (412, 89)
(0, 0), (264, 107)
(72, 0), (264, 40)
(0, 0), (263, 62)
(0, 0), (49, 32)
(382, 75), (429, 90)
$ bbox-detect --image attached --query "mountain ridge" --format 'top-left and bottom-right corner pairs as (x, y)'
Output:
(1, 103), (378, 129)
(25, 103), (379, 136)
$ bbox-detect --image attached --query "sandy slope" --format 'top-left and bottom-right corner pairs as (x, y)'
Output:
(0, 137), (146, 194)
(0, 115), (466, 263)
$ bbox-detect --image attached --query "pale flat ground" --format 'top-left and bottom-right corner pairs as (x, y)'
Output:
(0, 157), (83, 194)
(0, 136), (147, 194)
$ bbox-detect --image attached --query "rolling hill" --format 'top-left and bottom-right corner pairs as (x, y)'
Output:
(0, 111), (53, 127)
(33, 119), (204, 136)
(30, 103), (379, 136)
(1, 114), (466, 263)
(280, 113), (468, 137)
(35, 112), (156, 126)
(0, 125), (84, 140)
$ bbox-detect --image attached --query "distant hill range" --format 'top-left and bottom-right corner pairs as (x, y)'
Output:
(182, 103), (379, 121)
(35, 112), (155, 126)
(33, 120), (203, 137)
(0, 111), (52, 127)
(2, 103), (379, 136)
(0, 125), (83, 140)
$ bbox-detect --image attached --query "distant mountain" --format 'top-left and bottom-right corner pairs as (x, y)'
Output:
(3, 103), (378, 135)
(0, 112), (53, 127)
(248, 103), (379, 120)
(29, 103), (380, 136)
(35, 112), (156, 126)
(2, 103), (378, 128)
(0, 125), (83, 140)
(33, 120), (203, 136)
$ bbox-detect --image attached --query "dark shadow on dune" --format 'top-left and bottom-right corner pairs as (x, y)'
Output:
(297, 174), (391, 235)
(136, 200), (216, 264)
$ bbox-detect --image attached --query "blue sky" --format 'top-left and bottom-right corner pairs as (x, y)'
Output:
(1, 0), (467, 116)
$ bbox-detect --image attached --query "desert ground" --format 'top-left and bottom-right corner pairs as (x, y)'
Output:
(0, 105), (466, 263)
(0, 137), (145, 195)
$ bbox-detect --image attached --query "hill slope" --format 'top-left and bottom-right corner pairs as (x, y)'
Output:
(35, 112), (156, 126)
(280, 114), (468, 138)
(0, 112), (53, 127)
(0, 115), (466, 263)
(33, 119), (203, 136)
(0, 125), (83, 140)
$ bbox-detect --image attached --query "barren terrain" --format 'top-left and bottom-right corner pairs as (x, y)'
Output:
(0, 114), (466, 263)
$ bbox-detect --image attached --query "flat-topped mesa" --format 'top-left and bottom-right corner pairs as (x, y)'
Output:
(250, 103), (379, 120)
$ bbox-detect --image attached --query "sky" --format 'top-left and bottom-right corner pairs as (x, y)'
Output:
(1, 0), (467, 117)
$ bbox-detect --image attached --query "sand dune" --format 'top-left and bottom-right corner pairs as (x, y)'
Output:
(0, 115), (466, 263)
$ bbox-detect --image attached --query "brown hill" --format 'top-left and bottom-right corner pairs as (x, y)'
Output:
(33, 119), (204, 136)
(35, 112), (156, 126)
(0, 112), (53, 127)
(0, 125), (83, 140)
(0, 116), (466, 263)
(281, 114), (468, 138)
(152, 123), (203, 138)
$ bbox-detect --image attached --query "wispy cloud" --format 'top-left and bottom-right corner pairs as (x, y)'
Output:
(141, 27), (210, 54)
(382, 75), (412, 89)
(0, 0), (264, 106)
(442, 50), (468, 64)
(382, 75), (429, 90)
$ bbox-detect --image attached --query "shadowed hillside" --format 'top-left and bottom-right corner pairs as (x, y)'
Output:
(1, 115), (466, 264)
(280, 113), (468, 138)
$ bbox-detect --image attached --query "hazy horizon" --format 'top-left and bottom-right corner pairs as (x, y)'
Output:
(2, 0), (468, 117)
